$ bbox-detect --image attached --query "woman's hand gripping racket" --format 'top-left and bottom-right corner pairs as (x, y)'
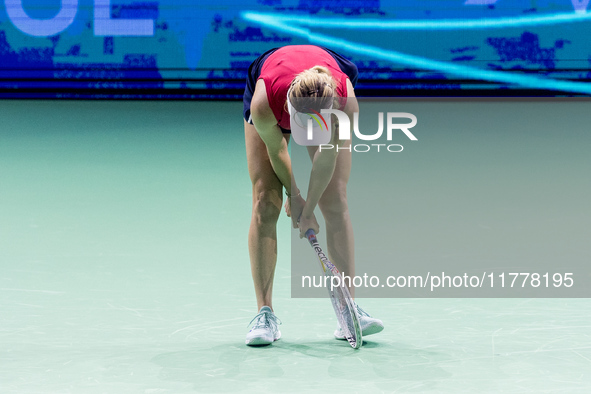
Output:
(305, 229), (362, 349)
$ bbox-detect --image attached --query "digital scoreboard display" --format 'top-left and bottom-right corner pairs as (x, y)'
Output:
(1, 0), (590, 98)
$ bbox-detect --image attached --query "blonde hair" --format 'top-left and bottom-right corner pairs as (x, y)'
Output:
(287, 66), (338, 113)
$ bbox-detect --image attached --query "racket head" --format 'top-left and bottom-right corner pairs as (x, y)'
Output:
(305, 229), (362, 349)
(326, 269), (362, 349)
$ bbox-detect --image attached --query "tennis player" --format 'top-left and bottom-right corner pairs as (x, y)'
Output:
(243, 45), (384, 346)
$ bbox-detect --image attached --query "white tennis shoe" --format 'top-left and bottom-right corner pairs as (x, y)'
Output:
(245, 306), (282, 346)
(334, 304), (384, 340)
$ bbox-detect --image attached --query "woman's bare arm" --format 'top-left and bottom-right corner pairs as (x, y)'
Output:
(250, 79), (296, 196)
(298, 79), (357, 237)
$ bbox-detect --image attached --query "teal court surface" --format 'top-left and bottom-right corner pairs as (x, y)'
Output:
(1, 100), (591, 393)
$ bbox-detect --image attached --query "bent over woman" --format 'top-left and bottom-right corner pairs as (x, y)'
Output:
(243, 45), (384, 346)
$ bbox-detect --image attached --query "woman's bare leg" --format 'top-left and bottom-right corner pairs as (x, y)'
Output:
(245, 120), (290, 310)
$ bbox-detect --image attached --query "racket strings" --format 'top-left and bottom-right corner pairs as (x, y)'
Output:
(306, 231), (360, 348)
(331, 287), (356, 340)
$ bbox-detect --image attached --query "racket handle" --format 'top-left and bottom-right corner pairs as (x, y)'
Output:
(305, 229), (317, 244)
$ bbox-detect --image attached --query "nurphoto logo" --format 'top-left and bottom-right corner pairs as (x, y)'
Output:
(292, 106), (418, 153)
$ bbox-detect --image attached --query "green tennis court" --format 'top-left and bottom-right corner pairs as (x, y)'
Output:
(1, 100), (590, 393)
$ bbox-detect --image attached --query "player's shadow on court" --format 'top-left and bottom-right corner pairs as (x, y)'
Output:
(275, 339), (452, 384)
(152, 343), (286, 391)
(152, 340), (450, 390)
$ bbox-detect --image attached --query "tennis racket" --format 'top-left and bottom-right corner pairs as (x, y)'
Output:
(305, 229), (362, 349)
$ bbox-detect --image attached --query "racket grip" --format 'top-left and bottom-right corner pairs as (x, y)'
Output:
(305, 229), (317, 244)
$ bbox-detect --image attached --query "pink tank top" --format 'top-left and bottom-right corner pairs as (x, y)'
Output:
(258, 45), (348, 130)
